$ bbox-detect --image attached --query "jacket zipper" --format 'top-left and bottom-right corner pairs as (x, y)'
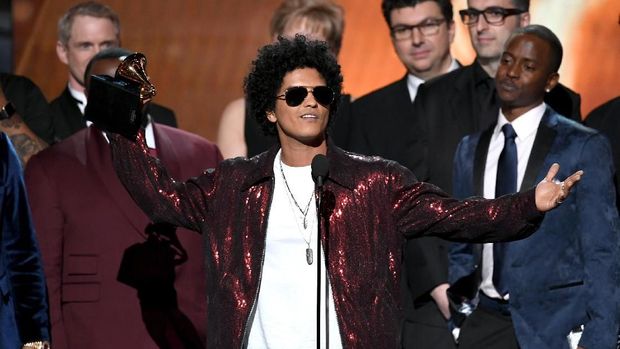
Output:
(240, 176), (275, 348)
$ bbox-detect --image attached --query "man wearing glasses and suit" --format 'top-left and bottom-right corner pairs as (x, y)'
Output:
(346, 1), (461, 347)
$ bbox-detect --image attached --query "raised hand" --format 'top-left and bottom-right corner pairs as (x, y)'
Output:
(535, 163), (583, 212)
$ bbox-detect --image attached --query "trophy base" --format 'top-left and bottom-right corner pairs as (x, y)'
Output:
(85, 75), (145, 140)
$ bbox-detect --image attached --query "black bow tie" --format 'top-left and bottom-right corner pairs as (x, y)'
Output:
(70, 96), (84, 105)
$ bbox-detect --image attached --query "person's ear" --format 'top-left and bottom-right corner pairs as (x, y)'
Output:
(266, 111), (277, 123)
(56, 41), (69, 65)
(545, 72), (560, 93)
(520, 12), (531, 27)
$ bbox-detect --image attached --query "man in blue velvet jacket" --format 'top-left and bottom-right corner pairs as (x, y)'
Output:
(449, 25), (619, 349)
(0, 133), (50, 349)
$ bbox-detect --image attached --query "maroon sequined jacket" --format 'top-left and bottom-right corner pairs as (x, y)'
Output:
(110, 135), (542, 348)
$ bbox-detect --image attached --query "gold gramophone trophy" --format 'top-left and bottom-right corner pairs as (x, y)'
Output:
(84, 52), (157, 140)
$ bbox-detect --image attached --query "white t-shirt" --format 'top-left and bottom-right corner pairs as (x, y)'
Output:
(247, 150), (342, 348)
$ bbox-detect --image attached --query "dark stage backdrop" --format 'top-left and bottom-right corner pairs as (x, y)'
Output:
(1, 0), (12, 72)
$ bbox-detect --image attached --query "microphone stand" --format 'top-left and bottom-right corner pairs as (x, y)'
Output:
(315, 176), (330, 349)
(312, 155), (329, 349)
(315, 183), (322, 349)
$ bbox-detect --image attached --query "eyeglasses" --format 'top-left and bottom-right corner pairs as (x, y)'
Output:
(390, 18), (446, 40)
(276, 86), (334, 107)
(459, 7), (526, 26)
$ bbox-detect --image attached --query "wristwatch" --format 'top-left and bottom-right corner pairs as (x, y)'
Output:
(0, 101), (16, 120)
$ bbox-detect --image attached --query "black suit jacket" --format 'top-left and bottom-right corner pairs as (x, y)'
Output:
(50, 87), (178, 143)
(348, 76), (427, 179)
(585, 96), (620, 207)
(348, 75), (454, 348)
(413, 60), (582, 195)
(0, 73), (54, 144)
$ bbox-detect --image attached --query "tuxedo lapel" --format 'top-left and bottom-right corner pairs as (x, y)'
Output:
(520, 108), (557, 192)
(473, 127), (493, 196)
(61, 88), (88, 135)
(85, 128), (150, 235)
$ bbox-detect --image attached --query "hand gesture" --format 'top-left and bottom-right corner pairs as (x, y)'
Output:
(535, 163), (583, 212)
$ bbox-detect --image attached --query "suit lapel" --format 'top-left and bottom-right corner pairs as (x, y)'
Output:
(395, 76), (414, 123)
(450, 73), (476, 132)
(85, 128), (150, 235)
(62, 88), (88, 135)
(396, 74), (411, 101)
(473, 127), (493, 196)
(152, 124), (182, 179)
(520, 108), (557, 192)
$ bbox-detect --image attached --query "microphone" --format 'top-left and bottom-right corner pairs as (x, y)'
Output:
(311, 154), (329, 349)
(311, 154), (329, 188)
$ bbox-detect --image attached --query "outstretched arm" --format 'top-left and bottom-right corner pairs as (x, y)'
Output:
(109, 131), (214, 233)
(534, 162), (582, 211)
(394, 163), (583, 243)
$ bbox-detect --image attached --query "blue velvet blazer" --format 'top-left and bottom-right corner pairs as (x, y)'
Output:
(0, 133), (49, 348)
(450, 107), (620, 349)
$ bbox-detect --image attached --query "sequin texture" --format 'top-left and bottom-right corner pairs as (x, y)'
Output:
(110, 137), (542, 348)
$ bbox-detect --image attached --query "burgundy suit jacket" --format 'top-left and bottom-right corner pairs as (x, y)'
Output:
(25, 124), (221, 349)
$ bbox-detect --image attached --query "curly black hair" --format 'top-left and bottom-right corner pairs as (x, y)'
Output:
(244, 34), (343, 137)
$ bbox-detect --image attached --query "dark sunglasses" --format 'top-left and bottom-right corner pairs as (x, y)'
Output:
(276, 86), (334, 107)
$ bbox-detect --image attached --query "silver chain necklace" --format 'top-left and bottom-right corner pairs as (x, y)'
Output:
(279, 157), (315, 265)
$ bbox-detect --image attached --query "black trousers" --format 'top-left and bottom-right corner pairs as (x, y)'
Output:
(457, 296), (520, 349)
(401, 301), (457, 349)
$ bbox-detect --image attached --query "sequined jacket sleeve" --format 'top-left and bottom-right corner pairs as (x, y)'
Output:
(109, 133), (213, 232)
(387, 161), (543, 242)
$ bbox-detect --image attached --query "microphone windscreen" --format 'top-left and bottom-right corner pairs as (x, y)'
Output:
(311, 154), (329, 183)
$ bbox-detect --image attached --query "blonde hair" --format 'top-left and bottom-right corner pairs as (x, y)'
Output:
(58, 1), (120, 45)
(270, 0), (345, 55)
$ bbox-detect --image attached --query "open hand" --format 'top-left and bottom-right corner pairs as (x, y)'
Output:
(535, 163), (583, 212)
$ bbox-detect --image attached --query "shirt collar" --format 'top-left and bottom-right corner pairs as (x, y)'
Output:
(407, 58), (459, 102)
(495, 102), (546, 141)
(406, 74), (425, 102)
(67, 84), (88, 114)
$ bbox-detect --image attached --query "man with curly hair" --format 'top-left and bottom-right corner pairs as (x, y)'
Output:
(107, 35), (579, 348)
(217, 0), (348, 159)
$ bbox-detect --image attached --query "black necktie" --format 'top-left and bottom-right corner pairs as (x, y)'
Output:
(493, 123), (518, 296)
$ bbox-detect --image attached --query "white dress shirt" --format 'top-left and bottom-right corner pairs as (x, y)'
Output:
(480, 102), (546, 299)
